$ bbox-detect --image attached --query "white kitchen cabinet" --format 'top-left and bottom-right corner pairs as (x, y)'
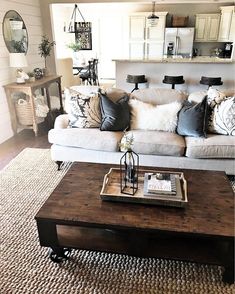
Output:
(195, 14), (220, 42)
(146, 42), (164, 59)
(129, 16), (146, 41)
(218, 6), (235, 42)
(229, 13), (235, 42)
(129, 12), (167, 59)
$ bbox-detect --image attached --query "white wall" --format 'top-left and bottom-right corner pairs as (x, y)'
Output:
(0, 0), (44, 144)
(51, 3), (130, 79)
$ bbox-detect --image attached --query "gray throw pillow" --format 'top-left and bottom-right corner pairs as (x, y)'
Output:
(177, 96), (209, 137)
(99, 90), (130, 131)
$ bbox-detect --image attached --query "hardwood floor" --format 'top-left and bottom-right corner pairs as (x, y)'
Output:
(0, 124), (50, 170)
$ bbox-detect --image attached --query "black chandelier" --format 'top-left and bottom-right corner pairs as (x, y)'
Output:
(147, 1), (159, 27)
(64, 4), (92, 50)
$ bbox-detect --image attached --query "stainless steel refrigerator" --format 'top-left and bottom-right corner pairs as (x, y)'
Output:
(164, 28), (195, 58)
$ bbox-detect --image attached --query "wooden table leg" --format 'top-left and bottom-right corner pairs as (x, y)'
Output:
(222, 240), (234, 284)
(5, 89), (18, 135)
(45, 86), (53, 128)
(28, 89), (38, 136)
(56, 80), (64, 113)
(36, 220), (71, 263)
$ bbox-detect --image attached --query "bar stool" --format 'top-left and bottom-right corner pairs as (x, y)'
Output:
(126, 75), (147, 93)
(162, 75), (185, 89)
(200, 76), (223, 89)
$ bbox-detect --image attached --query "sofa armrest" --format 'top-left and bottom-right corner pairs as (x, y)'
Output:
(54, 114), (69, 129)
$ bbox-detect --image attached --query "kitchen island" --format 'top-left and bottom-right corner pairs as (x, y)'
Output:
(114, 57), (235, 93)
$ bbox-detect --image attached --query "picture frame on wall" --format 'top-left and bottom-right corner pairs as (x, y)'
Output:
(75, 22), (92, 50)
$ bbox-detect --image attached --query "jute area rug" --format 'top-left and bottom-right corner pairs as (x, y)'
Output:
(0, 148), (234, 294)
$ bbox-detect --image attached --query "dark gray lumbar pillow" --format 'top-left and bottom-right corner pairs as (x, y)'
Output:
(177, 96), (209, 137)
(99, 90), (130, 131)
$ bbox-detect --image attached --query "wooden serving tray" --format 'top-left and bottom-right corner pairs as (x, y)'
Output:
(100, 168), (188, 208)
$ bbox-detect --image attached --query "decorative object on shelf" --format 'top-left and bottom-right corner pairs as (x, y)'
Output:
(171, 16), (189, 27)
(27, 72), (35, 82)
(2, 10), (28, 53)
(9, 53), (29, 84)
(38, 35), (56, 76)
(119, 132), (139, 195)
(33, 68), (44, 80)
(100, 168), (188, 208)
(64, 4), (92, 50)
(15, 99), (44, 126)
(211, 48), (223, 58)
(126, 74), (147, 93)
(147, 1), (159, 27)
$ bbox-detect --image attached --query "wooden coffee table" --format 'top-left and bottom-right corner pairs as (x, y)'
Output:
(35, 162), (234, 283)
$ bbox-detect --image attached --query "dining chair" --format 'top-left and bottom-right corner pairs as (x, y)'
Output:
(79, 59), (99, 86)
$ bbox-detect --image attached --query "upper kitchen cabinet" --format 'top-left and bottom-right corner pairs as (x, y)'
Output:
(218, 6), (235, 42)
(194, 14), (220, 42)
(129, 12), (167, 59)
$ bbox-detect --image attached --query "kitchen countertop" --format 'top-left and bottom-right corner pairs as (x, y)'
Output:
(113, 56), (234, 63)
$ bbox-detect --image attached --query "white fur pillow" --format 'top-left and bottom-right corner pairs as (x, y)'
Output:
(129, 99), (182, 132)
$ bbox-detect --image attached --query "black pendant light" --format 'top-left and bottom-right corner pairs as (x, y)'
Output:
(64, 4), (85, 33)
(147, 1), (159, 27)
(64, 4), (92, 50)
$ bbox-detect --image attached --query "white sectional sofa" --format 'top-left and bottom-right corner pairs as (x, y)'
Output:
(48, 87), (235, 175)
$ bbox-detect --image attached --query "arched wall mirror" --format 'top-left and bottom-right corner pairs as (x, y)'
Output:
(2, 10), (28, 53)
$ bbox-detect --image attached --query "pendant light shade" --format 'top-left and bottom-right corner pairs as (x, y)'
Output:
(147, 1), (159, 27)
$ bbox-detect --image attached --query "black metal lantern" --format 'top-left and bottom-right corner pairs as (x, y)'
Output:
(120, 150), (139, 195)
(64, 4), (92, 50)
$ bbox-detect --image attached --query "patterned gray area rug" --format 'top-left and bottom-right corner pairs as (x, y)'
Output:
(0, 148), (234, 294)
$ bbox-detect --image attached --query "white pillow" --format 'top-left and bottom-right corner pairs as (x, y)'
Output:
(129, 99), (182, 132)
(188, 91), (207, 103)
(130, 88), (187, 105)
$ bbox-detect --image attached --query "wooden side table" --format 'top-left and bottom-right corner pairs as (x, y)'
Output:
(3, 75), (63, 136)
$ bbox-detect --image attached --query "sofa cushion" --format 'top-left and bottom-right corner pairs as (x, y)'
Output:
(123, 130), (185, 156)
(48, 128), (123, 152)
(105, 88), (128, 102)
(130, 88), (187, 105)
(99, 90), (130, 131)
(64, 86), (99, 113)
(177, 97), (209, 138)
(185, 134), (235, 158)
(188, 89), (235, 104)
(66, 88), (101, 128)
(129, 99), (182, 132)
(208, 96), (235, 136)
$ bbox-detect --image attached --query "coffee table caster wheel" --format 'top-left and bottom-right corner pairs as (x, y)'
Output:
(48, 247), (72, 263)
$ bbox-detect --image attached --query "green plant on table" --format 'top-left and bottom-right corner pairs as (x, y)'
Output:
(119, 132), (134, 152)
(38, 35), (56, 68)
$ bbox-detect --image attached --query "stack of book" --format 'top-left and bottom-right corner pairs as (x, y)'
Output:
(143, 172), (183, 201)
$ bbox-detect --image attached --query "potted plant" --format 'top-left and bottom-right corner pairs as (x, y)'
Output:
(66, 41), (81, 52)
(38, 35), (55, 76)
(66, 41), (83, 64)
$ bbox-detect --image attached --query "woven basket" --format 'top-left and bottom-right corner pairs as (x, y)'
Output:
(15, 99), (44, 126)
(172, 16), (189, 27)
